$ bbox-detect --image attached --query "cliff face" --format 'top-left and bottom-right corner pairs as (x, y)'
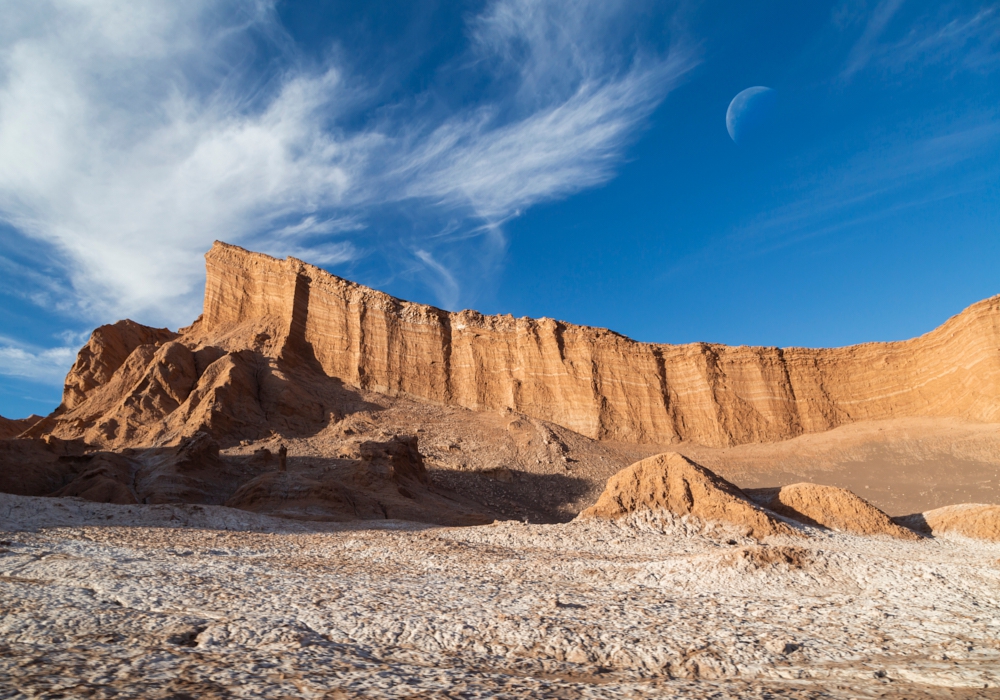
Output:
(201, 242), (1000, 447)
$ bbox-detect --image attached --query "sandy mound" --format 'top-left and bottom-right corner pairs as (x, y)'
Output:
(746, 483), (921, 540)
(894, 503), (1000, 542)
(579, 452), (797, 539)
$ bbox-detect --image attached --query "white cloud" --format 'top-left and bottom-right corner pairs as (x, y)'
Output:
(413, 249), (461, 311)
(396, 60), (689, 220)
(0, 0), (694, 332)
(0, 1), (367, 325)
(0, 337), (76, 386)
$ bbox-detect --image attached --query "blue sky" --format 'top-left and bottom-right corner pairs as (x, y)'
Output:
(0, 0), (998, 419)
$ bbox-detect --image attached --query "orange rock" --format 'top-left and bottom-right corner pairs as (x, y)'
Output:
(61, 320), (177, 411)
(197, 241), (1000, 448)
(579, 452), (797, 539)
(25, 242), (1000, 452)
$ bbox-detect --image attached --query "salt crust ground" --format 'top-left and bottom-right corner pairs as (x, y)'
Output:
(1, 494), (999, 699)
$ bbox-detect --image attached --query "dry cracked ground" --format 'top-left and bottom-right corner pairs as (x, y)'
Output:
(2, 493), (1000, 699)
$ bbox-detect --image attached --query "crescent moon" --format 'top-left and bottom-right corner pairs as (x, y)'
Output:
(726, 86), (776, 144)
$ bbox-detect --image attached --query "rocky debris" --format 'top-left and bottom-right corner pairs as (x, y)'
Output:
(132, 432), (230, 505)
(0, 434), (133, 502)
(894, 503), (1000, 542)
(359, 435), (428, 484)
(251, 447), (273, 465)
(0, 438), (88, 498)
(578, 452), (798, 539)
(0, 414), (42, 439)
(0, 432), (237, 507)
(720, 545), (810, 570)
(48, 453), (138, 504)
(746, 483), (922, 540)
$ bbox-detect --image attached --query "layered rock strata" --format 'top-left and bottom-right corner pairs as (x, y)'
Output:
(199, 242), (1000, 447)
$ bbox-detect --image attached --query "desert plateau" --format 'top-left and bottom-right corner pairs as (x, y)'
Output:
(0, 242), (998, 698)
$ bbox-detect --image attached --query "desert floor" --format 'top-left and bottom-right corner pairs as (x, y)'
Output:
(2, 493), (999, 699)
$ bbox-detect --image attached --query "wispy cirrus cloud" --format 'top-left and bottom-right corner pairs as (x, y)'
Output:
(841, 0), (907, 78)
(842, 2), (1000, 79)
(0, 0), (695, 336)
(397, 61), (689, 221)
(663, 115), (1000, 279)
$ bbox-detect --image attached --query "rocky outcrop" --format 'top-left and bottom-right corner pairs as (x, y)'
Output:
(0, 414), (42, 439)
(196, 242), (1000, 448)
(0, 433), (231, 506)
(747, 484), (921, 539)
(23, 327), (329, 450)
(578, 452), (797, 538)
(61, 320), (178, 410)
(21, 242), (1000, 450)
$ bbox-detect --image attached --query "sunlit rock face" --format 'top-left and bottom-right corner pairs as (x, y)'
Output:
(201, 241), (1000, 447)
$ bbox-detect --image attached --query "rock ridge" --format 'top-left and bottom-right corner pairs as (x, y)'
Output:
(197, 241), (1000, 447)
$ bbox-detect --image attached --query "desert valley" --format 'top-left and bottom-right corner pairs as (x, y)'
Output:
(0, 242), (998, 698)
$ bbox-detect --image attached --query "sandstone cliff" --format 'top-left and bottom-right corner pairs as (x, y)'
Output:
(193, 241), (999, 447)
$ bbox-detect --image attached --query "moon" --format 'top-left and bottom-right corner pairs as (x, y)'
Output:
(726, 86), (776, 144)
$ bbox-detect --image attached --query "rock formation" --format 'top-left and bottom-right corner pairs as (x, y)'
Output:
(22, 241), (1000, 450)
(0, 414), (42, 439)
(578, 452), (797, 539)
(5, 241), (1000, 531)
(0, 429), (487, 526)
(194, 242), (1000, 447)
(746, 483), (920, 539)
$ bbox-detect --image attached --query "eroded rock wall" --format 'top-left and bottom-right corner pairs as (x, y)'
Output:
(201, 242), (1000, 447)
